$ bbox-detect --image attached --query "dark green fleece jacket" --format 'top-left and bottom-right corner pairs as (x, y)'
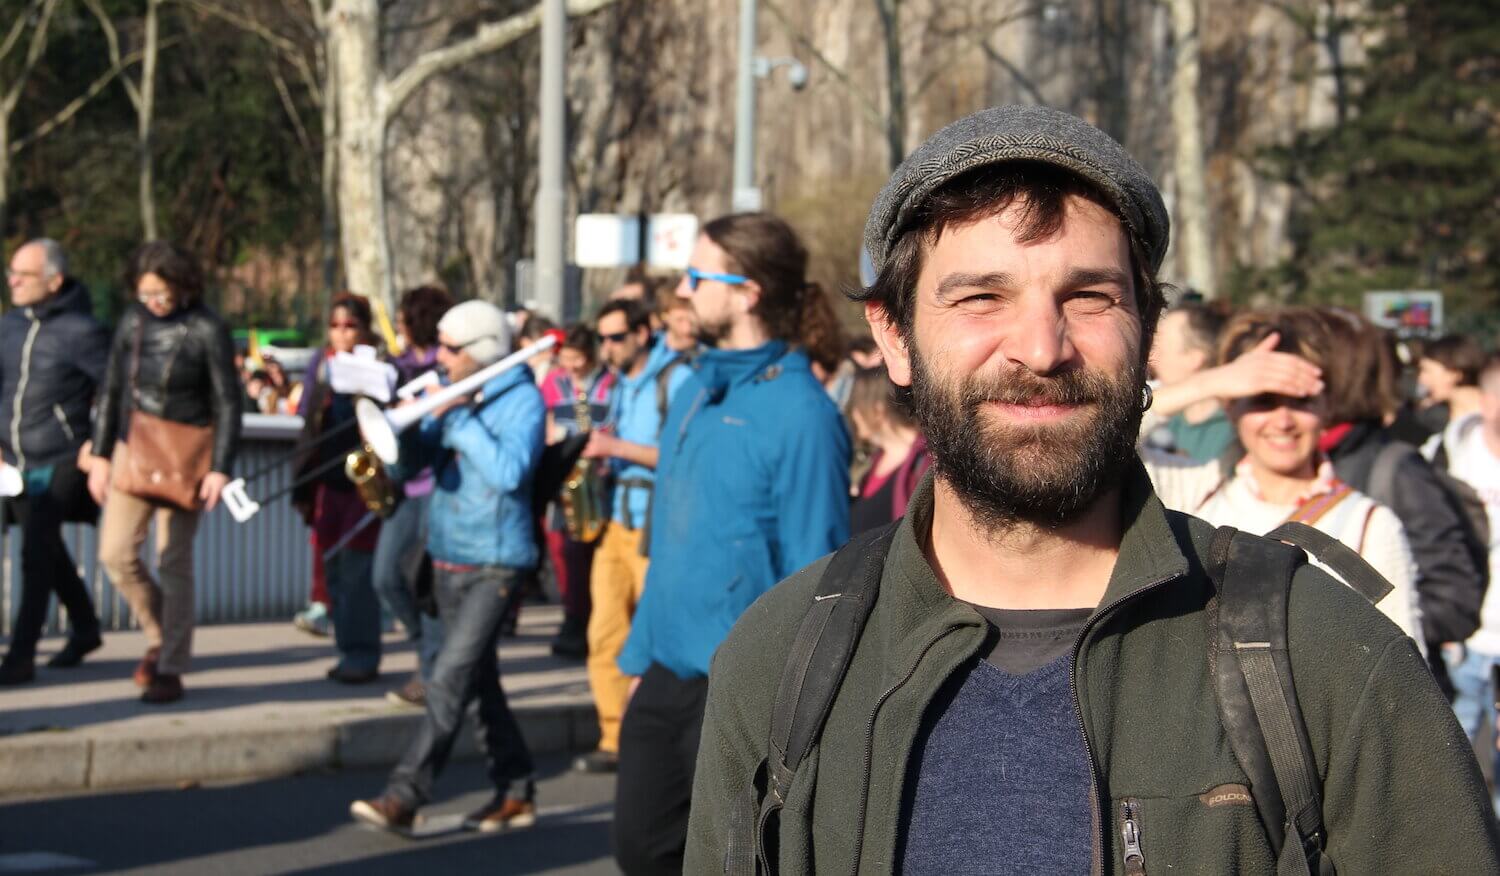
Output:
(686, 462), (1500, 875)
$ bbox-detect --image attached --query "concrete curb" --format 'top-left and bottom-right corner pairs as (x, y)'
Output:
(0, 702), (598, 796)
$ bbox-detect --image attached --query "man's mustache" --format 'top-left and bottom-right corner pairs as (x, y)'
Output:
(960, 368), (1114, 408)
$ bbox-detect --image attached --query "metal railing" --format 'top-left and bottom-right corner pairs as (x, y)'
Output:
(1, 414), (312, 636)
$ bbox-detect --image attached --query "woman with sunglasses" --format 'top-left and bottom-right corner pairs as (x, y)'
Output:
(291, 292), (386, 684)
(88, 241), (241, 704)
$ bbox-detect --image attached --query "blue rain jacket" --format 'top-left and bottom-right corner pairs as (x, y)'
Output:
(619, 340), (851, 679)
(607, 336), (692, 527)
(396, 363), (544, 569)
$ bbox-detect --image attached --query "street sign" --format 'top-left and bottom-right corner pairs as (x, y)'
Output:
(574, 214), (642, 268)
(573, 213), (699, 270)
(646, 214), (698, 269)
(1363, 291), (1443, 336)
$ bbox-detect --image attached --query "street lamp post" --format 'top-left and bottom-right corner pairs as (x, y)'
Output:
(535, 0), (567, 319)
(731, 0), (807, 213)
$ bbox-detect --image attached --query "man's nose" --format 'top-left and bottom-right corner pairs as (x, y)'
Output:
(1002, 297), (1076, 375)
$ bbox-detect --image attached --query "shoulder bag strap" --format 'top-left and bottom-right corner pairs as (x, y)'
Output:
(1265, 520), (1393, 604)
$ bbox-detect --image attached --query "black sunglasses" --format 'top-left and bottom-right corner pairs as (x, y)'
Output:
(598, 330), (632, 344)
(440, 338), (478, 355)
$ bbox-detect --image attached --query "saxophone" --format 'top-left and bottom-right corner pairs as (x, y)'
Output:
(560, 380), (608, 542)
(346, 443), (398, 518)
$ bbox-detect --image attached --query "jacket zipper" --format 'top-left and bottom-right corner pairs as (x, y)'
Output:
(53, 405), (75, 443)
(1121, 798), (1146, 875)
(1070, 572), (1178, 876)
(849, 625), (963, 874)
(10, 314), (41, 469)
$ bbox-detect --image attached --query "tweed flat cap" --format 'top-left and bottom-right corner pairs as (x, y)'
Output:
(863, 104), (1170, 275)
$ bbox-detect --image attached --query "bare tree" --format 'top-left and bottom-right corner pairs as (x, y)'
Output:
(177, 0), (339, 293)
(0, 0), (60, 241)
(84, 0), (165, 240)
(1167, 0), (1214, 296)
(327, 0), (622, 314)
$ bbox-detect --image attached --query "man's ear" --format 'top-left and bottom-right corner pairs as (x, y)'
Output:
(867, 301), (912, 387)
(738, 279), (761, 315)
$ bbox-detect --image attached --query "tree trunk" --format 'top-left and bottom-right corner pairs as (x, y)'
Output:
(138, 0), (159, 240)
(874, 0), (906, 171)
(329, 0), (393, 312)
(1167, 0), (1215, 297)
(319, 46), (339, 296)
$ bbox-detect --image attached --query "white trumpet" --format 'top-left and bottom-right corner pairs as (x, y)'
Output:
(219, 334), (557, 524)
(357, 334), (556, 466)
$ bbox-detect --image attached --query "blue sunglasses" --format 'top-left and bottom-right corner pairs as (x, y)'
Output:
(685, 267), (749, 292)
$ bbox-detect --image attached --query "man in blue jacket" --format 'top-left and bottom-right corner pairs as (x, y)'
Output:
(351, 299), (544, 835)
(572, 297), (692, 775)
(0, 239), (109, 684)
(614, 214), (852, 875)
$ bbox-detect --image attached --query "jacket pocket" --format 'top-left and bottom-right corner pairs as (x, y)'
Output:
(1112, 789), (1275, 876)
(53, 405), (75, 443)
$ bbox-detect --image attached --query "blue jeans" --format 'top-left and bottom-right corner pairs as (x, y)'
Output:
(327, 548), (380, 674)
(1447, 644), (1500, 813)
(384, 566), (534, 807)
(372, 494), (443, 678)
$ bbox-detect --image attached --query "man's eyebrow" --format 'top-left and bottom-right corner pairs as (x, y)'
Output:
(935, 271), (1016, 300)
(1062, 266), (1132, 289)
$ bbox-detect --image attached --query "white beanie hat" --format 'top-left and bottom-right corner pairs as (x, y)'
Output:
(437, 300), (511, 366)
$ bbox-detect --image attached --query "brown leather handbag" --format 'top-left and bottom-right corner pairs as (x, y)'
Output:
(116, 320), (213, 511)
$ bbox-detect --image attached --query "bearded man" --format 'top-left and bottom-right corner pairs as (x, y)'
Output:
(684, 105), (1499, 874)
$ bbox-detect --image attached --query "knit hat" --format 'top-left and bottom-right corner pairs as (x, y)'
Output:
(863, 104), (1170, 275)
(437, 300), (511, 366)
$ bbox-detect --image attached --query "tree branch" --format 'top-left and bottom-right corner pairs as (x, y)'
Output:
(10, 45), (148, 153)
(269, 59), (315, 159)
(912, 4), (1044, 99)
(761, 0), (887, 132)
(379, 0), (622, 126)
(1, 0), (59, 114)
(82, 0), (142, 109)
(176, 0), (323, 105)
(0, 0), (43, 67)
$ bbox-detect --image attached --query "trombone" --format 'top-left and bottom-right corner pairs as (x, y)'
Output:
(221, 336), (557, 523)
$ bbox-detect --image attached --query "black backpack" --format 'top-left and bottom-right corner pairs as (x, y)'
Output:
(729, 521), (1394, 876)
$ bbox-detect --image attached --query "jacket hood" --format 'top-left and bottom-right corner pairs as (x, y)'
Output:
(32, 277), (93, 320)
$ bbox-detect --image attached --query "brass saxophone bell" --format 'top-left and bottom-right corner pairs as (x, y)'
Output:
(345, 444), (398, 518)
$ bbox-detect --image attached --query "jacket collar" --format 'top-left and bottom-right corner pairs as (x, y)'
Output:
(29, 278), (92, 320)
(886, 458), (1191, 635)
(477, 358), (532, 401)
(693, 340), (789, 401)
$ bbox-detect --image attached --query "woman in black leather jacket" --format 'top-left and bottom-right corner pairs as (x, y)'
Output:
(88, 241), (241, 704)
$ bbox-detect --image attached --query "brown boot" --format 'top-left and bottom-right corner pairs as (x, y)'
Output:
(141, 673), (183, 704)
(462, 782), (537, 833)
(133, 647), (160, 689)
(350, 793), (416, 833)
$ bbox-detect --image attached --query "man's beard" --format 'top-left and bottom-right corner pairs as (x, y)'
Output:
(908, 342), (1145, 530)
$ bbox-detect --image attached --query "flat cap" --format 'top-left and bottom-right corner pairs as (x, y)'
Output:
(863, 104), (1170, 275)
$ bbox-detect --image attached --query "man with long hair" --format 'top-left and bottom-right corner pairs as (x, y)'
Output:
(612, 214), (851, 874)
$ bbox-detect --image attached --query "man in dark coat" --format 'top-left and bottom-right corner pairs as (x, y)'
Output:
(0, 239), (110, 684)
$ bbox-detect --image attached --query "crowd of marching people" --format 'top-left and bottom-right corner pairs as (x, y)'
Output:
(3, 103), (1500, 870)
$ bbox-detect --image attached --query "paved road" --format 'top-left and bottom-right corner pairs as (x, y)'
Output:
(0, 754), (618, 875)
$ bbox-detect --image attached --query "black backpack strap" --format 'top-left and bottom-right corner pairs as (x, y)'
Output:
(1265, 521), (1393, 604)
(1208, 526), (1330, 876)
(730, 522), (896, 875)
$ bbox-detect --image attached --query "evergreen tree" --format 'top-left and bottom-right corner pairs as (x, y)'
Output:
(1273, 0), (1499, 312)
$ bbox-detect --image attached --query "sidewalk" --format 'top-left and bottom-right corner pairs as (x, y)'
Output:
(0, 605), (596, 796)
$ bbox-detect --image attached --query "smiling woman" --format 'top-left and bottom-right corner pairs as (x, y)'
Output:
(1141, 308), (1426, 650)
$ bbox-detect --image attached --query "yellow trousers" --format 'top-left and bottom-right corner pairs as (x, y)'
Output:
(587, 523), (650, 753)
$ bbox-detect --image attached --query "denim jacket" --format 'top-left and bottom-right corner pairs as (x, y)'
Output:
(396, 363), (544, 569)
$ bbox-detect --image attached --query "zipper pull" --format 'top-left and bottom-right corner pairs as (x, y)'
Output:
(1121, 798), (1146, 875)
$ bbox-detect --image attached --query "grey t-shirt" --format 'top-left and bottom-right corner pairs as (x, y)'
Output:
(968, 605), (1091, 675)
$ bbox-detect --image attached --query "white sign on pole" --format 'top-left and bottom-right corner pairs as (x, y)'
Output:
(1363, 291), (1443, 335)
(646, 214), (699, 269)
(574, 214), (642, 268)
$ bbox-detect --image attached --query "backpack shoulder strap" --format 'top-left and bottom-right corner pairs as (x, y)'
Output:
(1365, 440), (1413, 508)
(727, 522), (897, 875)
(1265, 520), (1394, 604)
(767, 521), (897, 795)
(1207, 526), (1330, 876)
(654, 356), (684, 431)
